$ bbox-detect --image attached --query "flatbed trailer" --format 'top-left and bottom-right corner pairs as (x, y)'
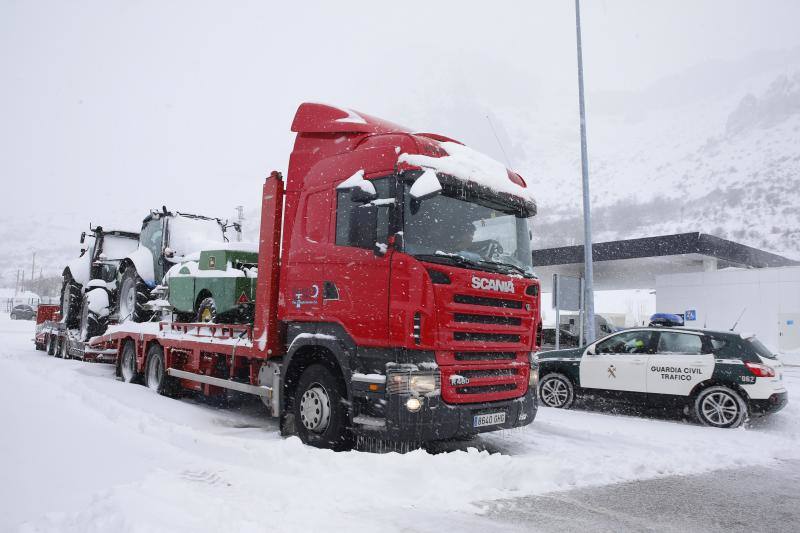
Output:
(84, 103), (542, 450)
(34, 304), (119, 363)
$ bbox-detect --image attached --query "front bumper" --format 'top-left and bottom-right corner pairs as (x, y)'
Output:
(749, 391), (788, 415)
(353, 388), (537, 442)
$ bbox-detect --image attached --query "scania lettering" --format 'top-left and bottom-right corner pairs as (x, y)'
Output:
(471, 276), (515, 293)
(85, 103), (542, 450)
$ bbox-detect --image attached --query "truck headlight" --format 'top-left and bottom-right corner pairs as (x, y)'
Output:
(529, 352), (539, 389)
(387, 371), (440, 395)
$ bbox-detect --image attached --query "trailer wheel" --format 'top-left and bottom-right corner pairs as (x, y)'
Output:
(196, 297), (218, 323)
(118, 267), (152, 323)
(294, 364), (353, 451)
(60, 273), (81, 329)
(60, 337), (71, 360)
(145, 344), (178, 397)
(47, 334), (57, 356)
(120, 340), (140, 383)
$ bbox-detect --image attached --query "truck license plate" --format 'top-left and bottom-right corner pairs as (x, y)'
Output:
(473, 412), (506, 428)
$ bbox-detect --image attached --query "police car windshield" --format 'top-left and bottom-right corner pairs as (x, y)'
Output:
(402, 183), (534, 277)
(746, 337), (777, 360)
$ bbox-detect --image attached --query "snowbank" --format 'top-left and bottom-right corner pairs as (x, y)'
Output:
(1, 314), (798, 532)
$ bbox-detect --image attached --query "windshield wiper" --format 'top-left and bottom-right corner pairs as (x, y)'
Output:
(477, 259), (532, 277)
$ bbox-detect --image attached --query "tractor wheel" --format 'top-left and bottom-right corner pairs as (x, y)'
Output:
(196, 297), (218, 323)
(60, 273), (82, 329)
(79, 291), (109, 342)
(118, 266), (152, 323)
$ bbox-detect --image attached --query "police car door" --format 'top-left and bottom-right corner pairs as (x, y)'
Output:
(646, 331), (714, 397)
(580, 330), (655, 393)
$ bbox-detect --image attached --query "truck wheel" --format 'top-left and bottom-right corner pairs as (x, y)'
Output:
(196, 297), (218, 323)
(120, 340), (140, 383)
(538, 373), (575, 408)
(47, 334), (57, 355)
(694, 386), (748, 428)
(118, 267), (152, 323)
(294, 364), (353, 451)
(79, 293), (108, 342)
(60, 273), (82, 329)
(144, 344), (178, 396)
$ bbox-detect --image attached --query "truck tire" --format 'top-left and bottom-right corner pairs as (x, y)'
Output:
(120, 340), (140, 383)
(60, 273), (82, 329)
(79, 293), (108, 342)
(538, 373), (575, 409)
(118, 267), (152, 323)
(294, 364), (353, 451)
(196, 296), (218, 323)
(694, 386), (748, 429)
(59, 336), (71, 360)
(144, 344), (178, 397)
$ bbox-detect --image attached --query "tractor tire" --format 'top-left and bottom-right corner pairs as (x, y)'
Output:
(293, 364), (353, 451)
(60, 273), (82, 329)
(79, 292), (109, 342)
(118, 266), (152, 323)
(196, 297), (218, 323)
(144, 343), (179, 397)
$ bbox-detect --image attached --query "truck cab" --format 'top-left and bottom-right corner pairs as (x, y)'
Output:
(276, 104), (541, 444)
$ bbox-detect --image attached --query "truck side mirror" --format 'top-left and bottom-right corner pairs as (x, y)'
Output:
(350, 186), (377, 203)
(163, 247), (175, 258)
(80, 232), (86, 244)
(348, 204), (378, 250)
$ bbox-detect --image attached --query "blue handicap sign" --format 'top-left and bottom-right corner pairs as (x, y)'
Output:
(788, 319), (795, 326)
(685, 309), (697, 321)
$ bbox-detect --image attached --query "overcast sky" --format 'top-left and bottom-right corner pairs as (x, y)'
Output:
(2, 0), (800, 228)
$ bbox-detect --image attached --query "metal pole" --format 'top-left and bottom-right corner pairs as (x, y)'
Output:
(575, 0), (596, 342)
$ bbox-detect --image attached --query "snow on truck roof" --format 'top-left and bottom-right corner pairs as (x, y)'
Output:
(292, 102), (536, 207)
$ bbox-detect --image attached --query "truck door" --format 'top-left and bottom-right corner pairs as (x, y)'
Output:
(580, 330), (656, 393)
(646, 331), (714, 397)
(139, 217), (165, 285)
(289, 177), (393, 346)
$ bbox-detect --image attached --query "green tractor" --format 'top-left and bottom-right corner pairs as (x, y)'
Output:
(166, 248), (258, 323)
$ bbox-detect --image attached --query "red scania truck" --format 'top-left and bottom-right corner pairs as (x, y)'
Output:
(90, 103), (542, 450)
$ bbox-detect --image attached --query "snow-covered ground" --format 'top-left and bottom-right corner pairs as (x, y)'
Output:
(2, 314), (798, 532)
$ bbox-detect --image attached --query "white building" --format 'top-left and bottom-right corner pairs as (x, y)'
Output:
(656, 266), (800, 352)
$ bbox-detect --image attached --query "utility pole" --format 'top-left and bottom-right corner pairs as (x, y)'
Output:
(15, 269), (19, 296)
(235, 205), (245, 242)
(31, 252), (36, 282)
(575, 0), (596, 342)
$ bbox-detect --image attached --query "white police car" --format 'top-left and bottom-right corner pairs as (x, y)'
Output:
(535, 327), (787, 428)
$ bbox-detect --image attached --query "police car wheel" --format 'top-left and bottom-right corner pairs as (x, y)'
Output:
(694, 386), (748, 428)
(538, 373), (574, 408)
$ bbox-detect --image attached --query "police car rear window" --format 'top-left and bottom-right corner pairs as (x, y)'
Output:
(746, 337), (777, 360)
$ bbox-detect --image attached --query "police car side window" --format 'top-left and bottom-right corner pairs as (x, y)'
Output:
(595, 331), (654, 354)
(709, 336), (745, 359)
(656, 332), (703, 355)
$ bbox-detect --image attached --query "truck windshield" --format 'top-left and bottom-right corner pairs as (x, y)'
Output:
(402, 184), (534, 277)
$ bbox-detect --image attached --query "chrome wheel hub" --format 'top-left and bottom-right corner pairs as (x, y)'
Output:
(300, 385), (331, 433)
(540, 378), (568, 407)
(702, 392), (739, 425)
